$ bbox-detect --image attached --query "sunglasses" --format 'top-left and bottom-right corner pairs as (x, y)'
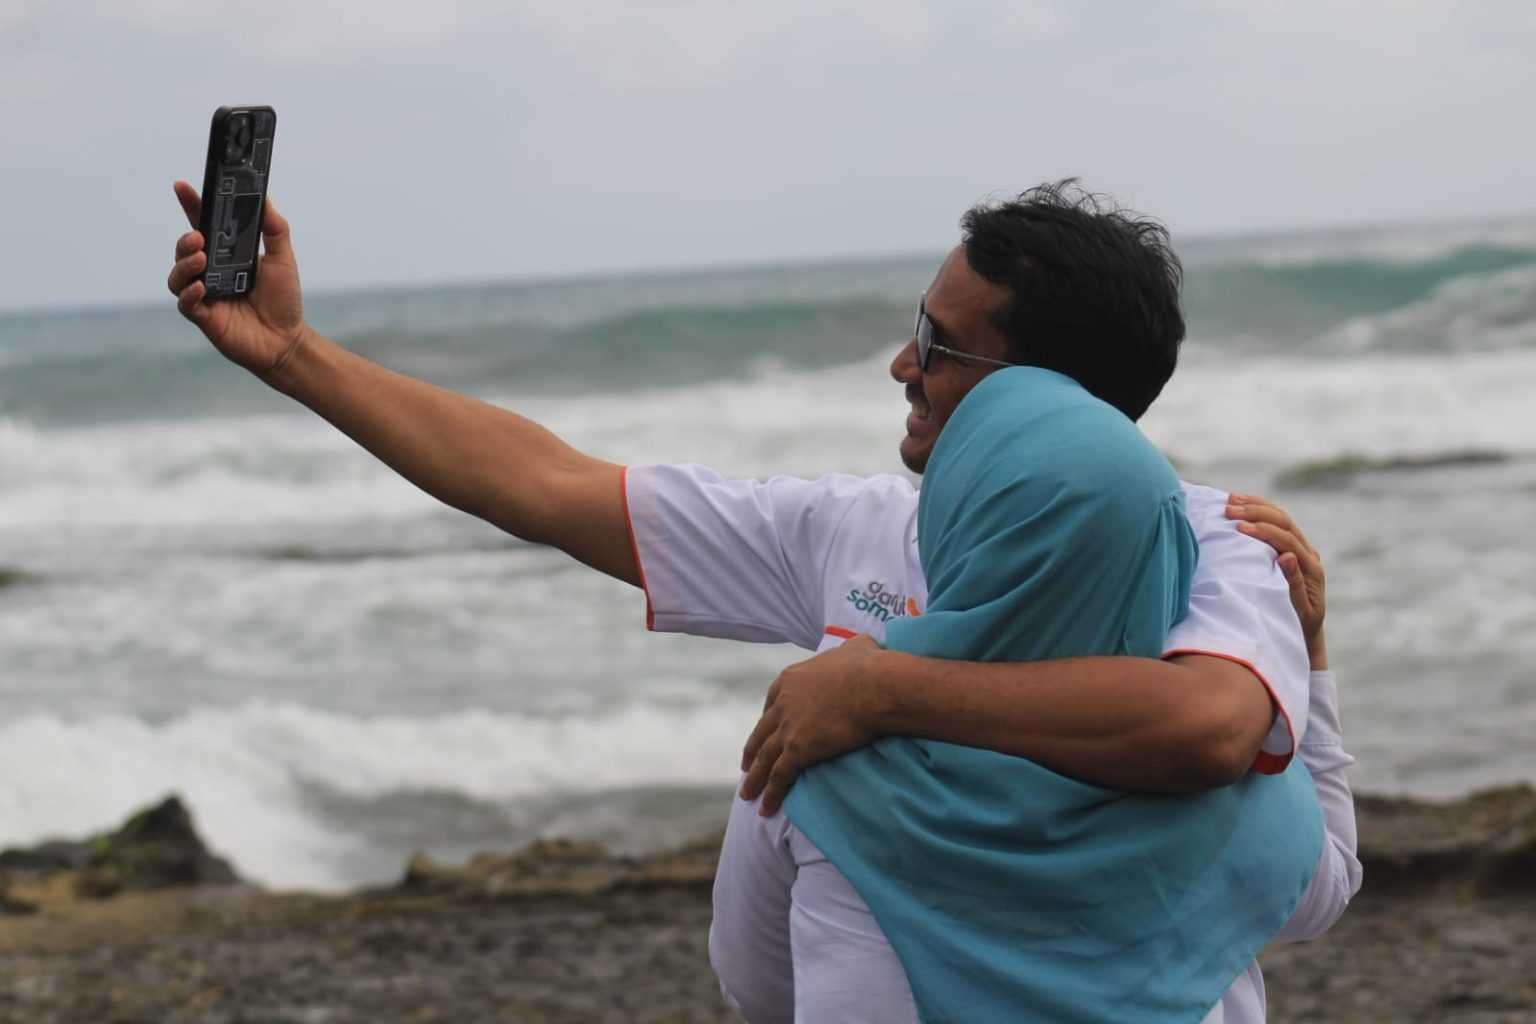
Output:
(914, 294), (1019, 373)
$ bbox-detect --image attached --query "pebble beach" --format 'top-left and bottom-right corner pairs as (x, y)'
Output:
(2, 786), (1533, 1023)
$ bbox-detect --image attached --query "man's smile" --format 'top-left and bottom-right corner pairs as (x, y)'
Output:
(906, 387), (932, 426)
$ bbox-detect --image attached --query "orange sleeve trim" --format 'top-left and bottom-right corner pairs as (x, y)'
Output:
(619, 466), (656, 632)
(1162, 646), (1296, 775)
(825, 625), (859, 640)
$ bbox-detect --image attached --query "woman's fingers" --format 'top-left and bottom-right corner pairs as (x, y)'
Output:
(1277, 550), (1310, 601)
(1233, 518), (1315, 573)
(1228, 493), (1318, 556)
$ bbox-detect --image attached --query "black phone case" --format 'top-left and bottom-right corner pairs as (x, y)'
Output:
(198, 106), (276, 300)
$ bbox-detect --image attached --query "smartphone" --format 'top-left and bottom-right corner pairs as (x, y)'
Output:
(198, 105), (276, 300)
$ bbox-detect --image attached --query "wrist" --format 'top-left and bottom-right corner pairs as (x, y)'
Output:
(261, 322), (319, 393)
(855, 646), (904, 739)
(1307, 629), (1328, 672)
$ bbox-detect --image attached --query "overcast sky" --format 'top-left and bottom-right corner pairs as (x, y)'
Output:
(2, 0), (1533, 311)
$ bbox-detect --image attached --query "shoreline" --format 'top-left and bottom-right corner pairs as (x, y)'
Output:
(2, 786), (1533, 1023)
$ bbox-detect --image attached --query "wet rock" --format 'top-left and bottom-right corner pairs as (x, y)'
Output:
(0, 795), (241, 900)
(1354, 784), (1536, 898)
(399, 831), (722, 899)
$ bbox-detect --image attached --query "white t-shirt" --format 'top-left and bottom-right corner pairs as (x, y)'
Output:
(623, 464), (1362, 1023)
(624, 465), (1310, 767)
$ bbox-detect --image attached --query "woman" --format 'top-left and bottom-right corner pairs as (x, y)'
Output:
(783, 367), (1325, 1022)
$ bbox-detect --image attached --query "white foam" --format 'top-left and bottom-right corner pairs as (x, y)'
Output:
(0, 350), (918, 532)
(0, 698), (761, 891)
(0, 413), (442, 529)
(1320, 263), (1536, 355)
(5, 338), (1531, 528)
(1141, 347), (1536, 468)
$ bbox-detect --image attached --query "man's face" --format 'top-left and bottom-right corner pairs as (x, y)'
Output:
(890, 245), (1016, 474)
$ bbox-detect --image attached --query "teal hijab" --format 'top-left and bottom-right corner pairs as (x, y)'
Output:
(785, 368), (1323, 1023)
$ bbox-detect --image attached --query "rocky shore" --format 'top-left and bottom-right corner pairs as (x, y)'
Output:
(2, 787), (1533, 1024)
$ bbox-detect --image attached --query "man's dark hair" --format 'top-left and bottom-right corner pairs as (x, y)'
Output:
(960, 180), (1184, 421)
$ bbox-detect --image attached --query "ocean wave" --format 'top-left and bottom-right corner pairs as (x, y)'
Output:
(5, 234), (1535, 430)
(0, 351), (908, 530)
(255, 540), (520, 563)
(0, 413), (442, 529)
(1141, 348), (1536, 470)
(1272, 450), (1514, 491)
(1185, 218), (1536, 269)
(5, 340), (1535, 530)
(0, 566), (41, 589)
(0, 699), (760, 891)
(331, 295), (912, 399)
(1183, 245), (1536, 351)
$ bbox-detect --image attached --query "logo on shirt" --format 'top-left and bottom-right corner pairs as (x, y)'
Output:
(846, 579), (921, 623)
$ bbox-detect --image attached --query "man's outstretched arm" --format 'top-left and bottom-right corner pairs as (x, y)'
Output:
(166, 183), (638, 585)
(741, 498), (1326, 810)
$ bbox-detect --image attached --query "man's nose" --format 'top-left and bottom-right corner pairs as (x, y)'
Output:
(890, 338), (919, 382)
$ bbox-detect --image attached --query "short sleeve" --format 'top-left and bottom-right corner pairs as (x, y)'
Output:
(622, 464), (880, 649)
(1163, 486), (1311, 772)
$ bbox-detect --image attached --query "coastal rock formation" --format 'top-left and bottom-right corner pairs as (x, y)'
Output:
(1355, 784), (1536, 898)
(399, 832), (723, 899)
(1, 787), (1533, 1022)
(0, 795), (240, 911)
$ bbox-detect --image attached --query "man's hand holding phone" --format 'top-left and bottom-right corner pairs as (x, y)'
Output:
(166, 181), (311, 383)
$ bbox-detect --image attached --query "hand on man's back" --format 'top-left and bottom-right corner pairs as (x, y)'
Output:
(739, 634), (885, 816)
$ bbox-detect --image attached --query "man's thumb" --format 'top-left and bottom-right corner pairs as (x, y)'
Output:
(260, 199), (294, 260)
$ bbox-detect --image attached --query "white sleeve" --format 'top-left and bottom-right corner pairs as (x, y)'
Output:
(1272, 670), (1363, 942)
(621, 464), (871, 649)
(1163, 489), (1311, 772)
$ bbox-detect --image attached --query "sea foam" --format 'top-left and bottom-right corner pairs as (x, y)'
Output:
(0, 698), (761, 891)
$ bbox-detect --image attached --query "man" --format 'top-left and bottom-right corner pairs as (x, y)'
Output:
(165, 179), (1358, 1021)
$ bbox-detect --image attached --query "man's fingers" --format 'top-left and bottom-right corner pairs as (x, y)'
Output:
(739, 733), (782, 803)
(176, 281), (212, 329)
(167, 250), (206, 296)
(758, 762), (800, 817)
(173, 181), (202, 230)
(175, 231), (204, 260)
(741, 708), (778, 772)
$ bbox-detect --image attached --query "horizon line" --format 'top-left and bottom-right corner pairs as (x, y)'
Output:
(4, 207), (1535, 320)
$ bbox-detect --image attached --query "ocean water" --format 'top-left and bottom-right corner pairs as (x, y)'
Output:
(2, 218), (1535, 890)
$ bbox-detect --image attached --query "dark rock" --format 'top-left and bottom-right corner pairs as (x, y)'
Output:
(1354, 784), (1536, 899)
(398, 831), (723, 900)
(0, 875), (39, 916)
(0, 839), (94, 875)
(0, 795), (242, 900)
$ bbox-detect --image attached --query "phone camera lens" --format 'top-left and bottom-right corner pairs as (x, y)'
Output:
(224, 114), (252, 163)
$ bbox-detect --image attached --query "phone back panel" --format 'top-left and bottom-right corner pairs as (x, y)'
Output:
(198, 106), (276, 300)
